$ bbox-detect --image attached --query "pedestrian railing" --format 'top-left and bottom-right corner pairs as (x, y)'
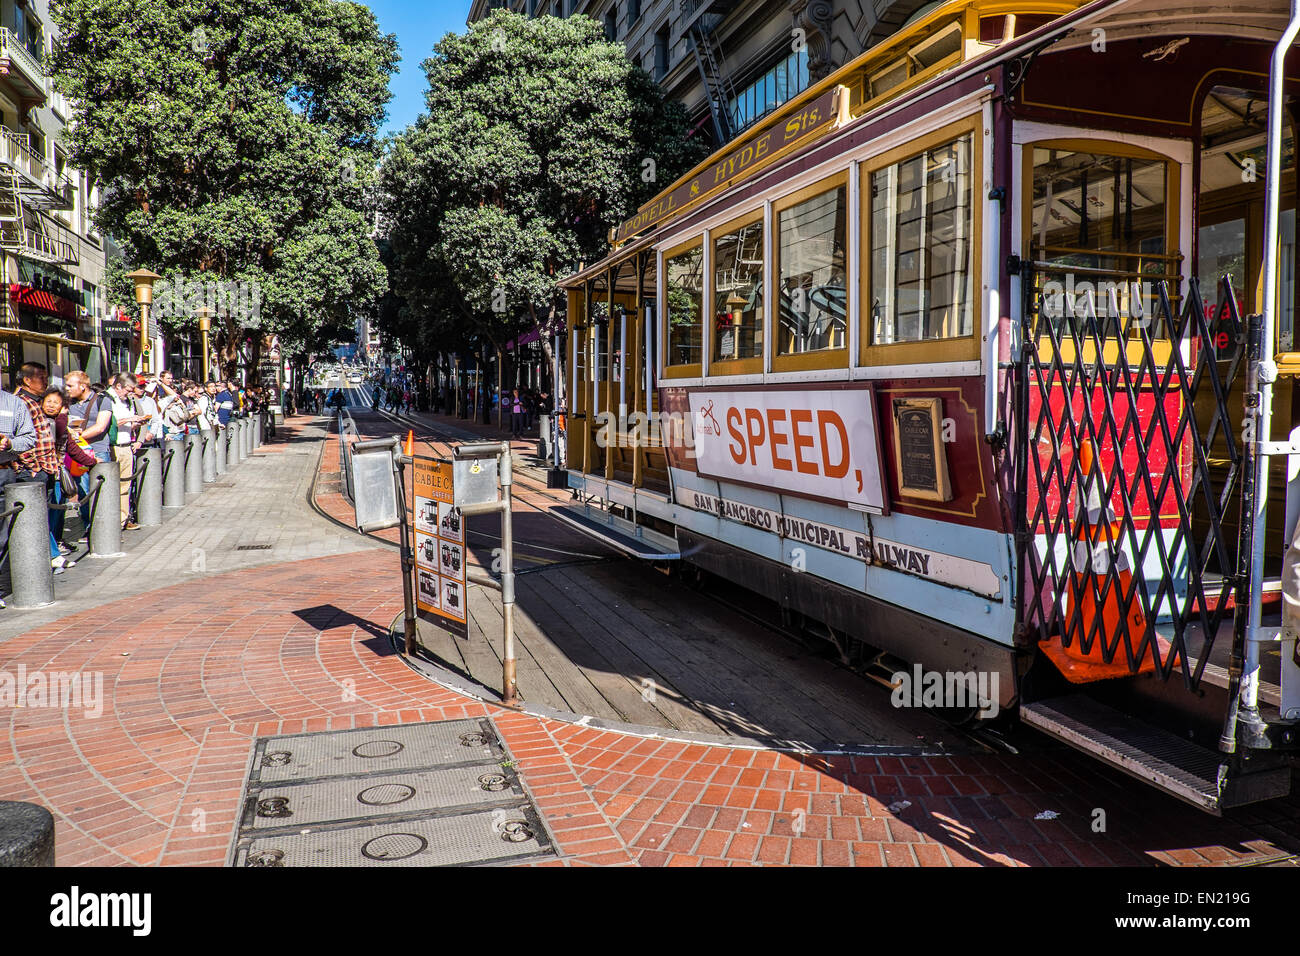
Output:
(0, 409), (273, 611)
(338, 407), (358, 503)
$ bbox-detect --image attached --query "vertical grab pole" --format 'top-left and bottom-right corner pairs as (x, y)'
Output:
(553, 333), (562, 468)
(619, 309), (628, 433)
(394, 438), (417, 656)
(499, 441), (517, 705)
(1244, 0), (1300, 721)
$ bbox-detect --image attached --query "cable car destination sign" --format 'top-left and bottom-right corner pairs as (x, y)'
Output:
(610, 86), (848, 244)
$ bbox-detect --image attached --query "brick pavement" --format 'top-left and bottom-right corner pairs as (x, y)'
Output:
(1, 410), (1298, 866)
(0, 414), (380, 644)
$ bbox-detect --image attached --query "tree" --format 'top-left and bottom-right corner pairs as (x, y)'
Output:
(379, 10), (707, 379)
(49, 0), (398, 377)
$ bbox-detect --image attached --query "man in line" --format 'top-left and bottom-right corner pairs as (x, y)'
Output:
(215, 380), (235, 433)
(66, 371), (113, 534)
(12, 363), (60, 533)
(0, 383), (37, 607)
(107, 372), (147, 530)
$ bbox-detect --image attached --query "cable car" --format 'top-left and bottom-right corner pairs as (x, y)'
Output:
(554, 0), (1300, 812)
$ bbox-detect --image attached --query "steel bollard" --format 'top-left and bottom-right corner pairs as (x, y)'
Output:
(163, 439), (185, 508)
(0, 801), (55, 867)
(253, 412), (263, 448)
(235, 419), (247, 461)
(136, 446), (163, 527)
(537, 414), (551, 461)
(201, 430), (217, 483)
(242, 417), (252, 458)
(3, 481), (53, 608)
(87, 460), (123, 558)
(183, 432), (203, 495)
(214, 425), (228, 475)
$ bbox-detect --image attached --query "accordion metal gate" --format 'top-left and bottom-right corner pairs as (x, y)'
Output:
(1014, 267), (1250, 697)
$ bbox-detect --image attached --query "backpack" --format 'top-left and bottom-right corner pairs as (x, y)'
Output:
(90, 392), (117, 445)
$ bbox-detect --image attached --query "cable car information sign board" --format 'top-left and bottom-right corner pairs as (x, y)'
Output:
(412, 456), (466, 624)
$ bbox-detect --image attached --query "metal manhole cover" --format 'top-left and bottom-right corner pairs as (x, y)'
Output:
(357, 783), (416, 806)
(353, 739), (404, 759)
(362, 832), (427, 861)
(236, 544), (275, 551)
(228, 718), (556, 867)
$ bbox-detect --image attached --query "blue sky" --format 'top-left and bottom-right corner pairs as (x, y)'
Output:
(366, 0), (475, 136)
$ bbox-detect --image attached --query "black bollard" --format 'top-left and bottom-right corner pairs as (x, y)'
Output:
(0, 802), (54, 867)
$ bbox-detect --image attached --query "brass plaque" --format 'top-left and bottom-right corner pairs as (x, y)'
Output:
(893, 397), (951, 502)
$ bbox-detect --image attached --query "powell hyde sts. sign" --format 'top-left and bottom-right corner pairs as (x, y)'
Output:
(611, 86), (847, 244)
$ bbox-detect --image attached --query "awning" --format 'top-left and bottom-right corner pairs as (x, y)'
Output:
(505, 314), (566, 351)
(8, 283), (78, 320)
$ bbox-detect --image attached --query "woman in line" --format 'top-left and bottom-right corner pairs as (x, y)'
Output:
(41, 388), (96, 571)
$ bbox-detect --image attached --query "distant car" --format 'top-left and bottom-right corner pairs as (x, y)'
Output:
(348, 372), (363, 384)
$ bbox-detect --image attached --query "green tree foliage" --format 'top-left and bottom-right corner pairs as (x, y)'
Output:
(49, 0), (398, 371)
(379, 10), (707, 364)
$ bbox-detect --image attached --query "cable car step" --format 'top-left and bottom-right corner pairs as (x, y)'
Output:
(550, 504), (680, 561)
(1021, 695), (1291, 813)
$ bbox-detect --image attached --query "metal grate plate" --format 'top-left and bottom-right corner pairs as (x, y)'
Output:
(234, 807), (553, 867)
(244, 765), (525, 830)
(251, 719), (501, 784)
(228, 718), (556, 867)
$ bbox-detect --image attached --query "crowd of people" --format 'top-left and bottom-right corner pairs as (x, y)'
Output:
(0, 363), (278, 606)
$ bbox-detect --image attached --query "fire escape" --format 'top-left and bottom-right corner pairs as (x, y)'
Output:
(683, 0), (739, 145)
(0, 127), (77, 269)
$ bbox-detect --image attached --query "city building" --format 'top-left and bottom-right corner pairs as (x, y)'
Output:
(0, 0), (107, 387)
(467, 0), (933, 152)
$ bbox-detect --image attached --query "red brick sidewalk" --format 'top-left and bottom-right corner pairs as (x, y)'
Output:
(0, 415), (1296, 866)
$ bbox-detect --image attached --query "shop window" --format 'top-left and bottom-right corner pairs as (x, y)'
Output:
(776, 181), (847, 357)
(711, 215), (763, 366)
(870, 132), (974, 346)
(664, 242), (703, 371)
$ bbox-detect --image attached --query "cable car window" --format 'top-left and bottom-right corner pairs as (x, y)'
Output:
(1030, 146), (1172, 329)
(588, 276), (609, 381)
(871, 133), (974, 345)
(777, 184), (847, 355)
(712, 216), (764, 364)
(665, 243), (704, 368)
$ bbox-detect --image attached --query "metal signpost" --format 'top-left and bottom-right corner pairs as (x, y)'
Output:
(351, 434), (518, 705)
(349, 435), (417, 655)
(451, 442), (518, 705)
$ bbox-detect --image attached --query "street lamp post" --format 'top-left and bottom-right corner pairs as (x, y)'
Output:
(127, 268), (161, 374)
(196, 306), (214, 383)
